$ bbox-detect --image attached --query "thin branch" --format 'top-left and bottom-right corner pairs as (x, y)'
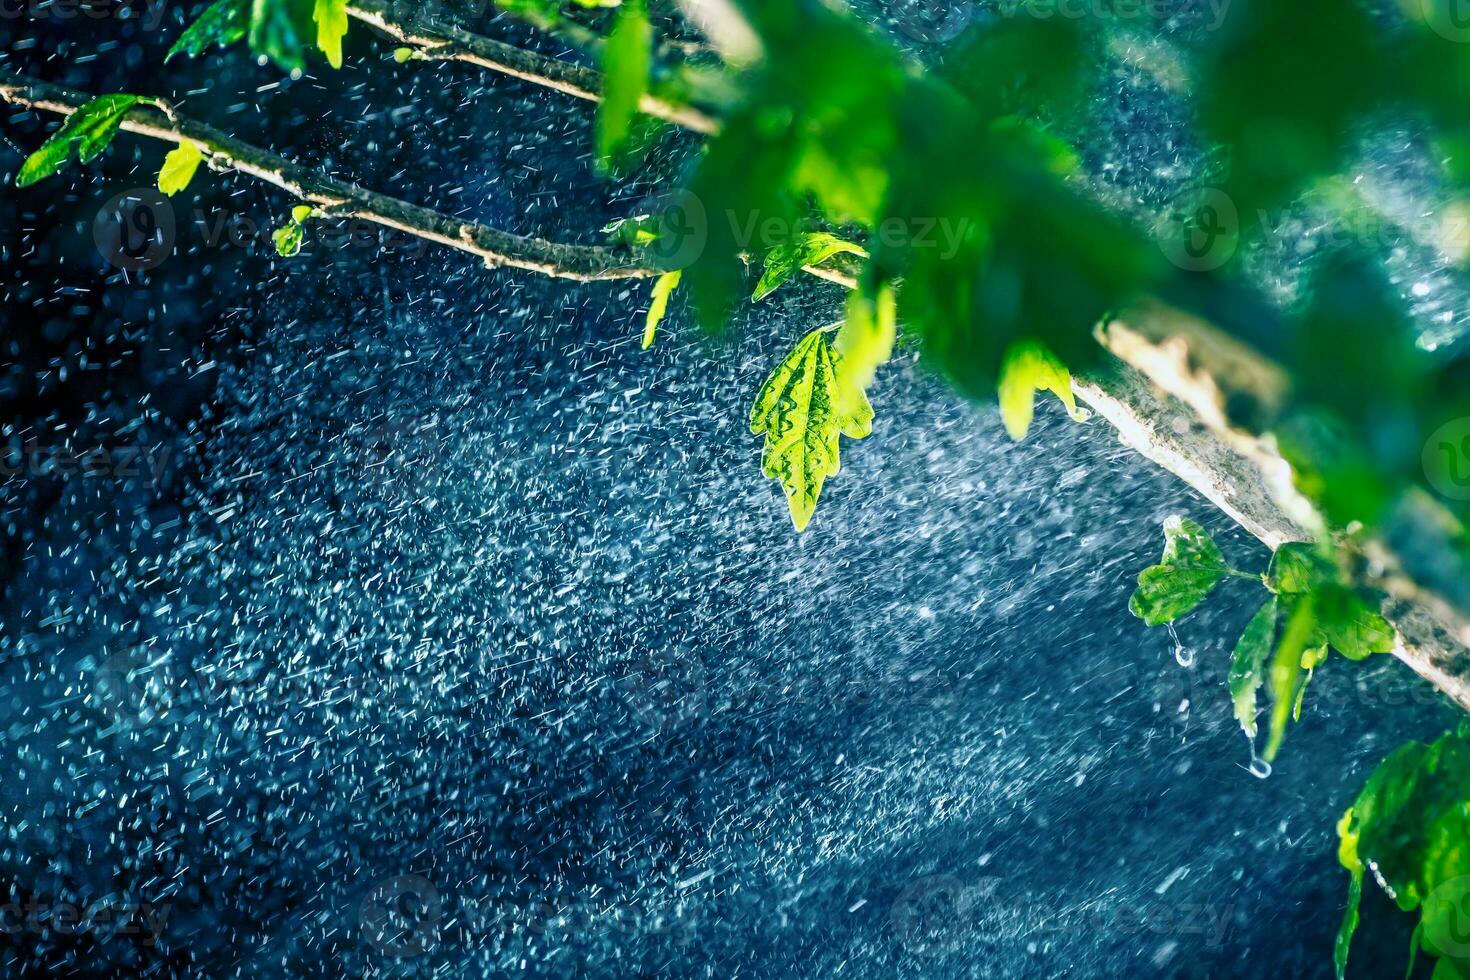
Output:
(0, 73), (668, 282)
(346, 0), (719, 134)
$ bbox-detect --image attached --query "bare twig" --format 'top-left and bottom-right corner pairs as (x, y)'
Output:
(347, 0), (719, 134)
(0, 73), (669, 282)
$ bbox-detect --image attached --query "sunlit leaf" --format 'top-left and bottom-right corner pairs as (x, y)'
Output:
(158, 140), (205, 195)
(1337, 730), (1470, 979)
(314, 0), (349, 69)
(750, 327), (872, 531)
(753, 232), (867, 302)
(642, 270), (680, 349)
(995, 339), (1084, 441)
(831, 283), (895, 422)
(272, 219), (305, 257)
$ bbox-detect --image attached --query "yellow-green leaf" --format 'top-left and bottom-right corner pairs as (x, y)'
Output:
(1264, 595), (1317, 763)
(158, 141), (204, 195)
(273, 220), (305, 257)
(291, 205), (316, 224)
(996, 339), (1086, 441)
(643, 270), (681, 349)
(596, 0), (651, 167)
(832, 283), (895, 421)
(314, 0), (348, 68)
(750, 327), (873, 532)
(753, 232), (868, 302)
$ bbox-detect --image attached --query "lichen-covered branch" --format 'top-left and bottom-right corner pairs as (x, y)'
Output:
(0, 73), (668, 282)
(1078, 306), (1470, 714)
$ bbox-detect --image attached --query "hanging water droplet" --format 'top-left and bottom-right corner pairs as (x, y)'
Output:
(1248, 754), (1272, 779)
(1164, 622), (1195, 667)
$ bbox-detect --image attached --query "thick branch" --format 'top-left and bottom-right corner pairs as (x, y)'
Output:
(346, 0), (719, 134)
(0, 74), (667, 282)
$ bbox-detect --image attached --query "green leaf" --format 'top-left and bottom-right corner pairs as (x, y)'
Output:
(1336, 864), (1363, 980)
(272, 219), (305, 257)
(250, 0), (317, 75)
(17, 95), (141, 188)
(996, 339), (1085, 441)
(314, 0), (349, 69)
(158, 141), (204, 196)
(1316, 583), (1396, 661)
(642, 270), (680, 349)
(1337, 730), (1470, 979)
(1267, 542), (1336, 595)
(1294, 642), (1327, 722)
(1127, 517), (1227, 626)
(1264, 595), (1316, 763)
(753, 232), (868, 302)
(596, 0), (651, 167)
(1228, 597), (1277, 740)
(831, 283), (895, 422)
(291, 204), (316, 224)
(393, 47), (415, 63)
(750, 326), (873, 532)
(168, 0), (250, 61)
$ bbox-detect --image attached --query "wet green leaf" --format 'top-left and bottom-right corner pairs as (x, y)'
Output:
(168, 0), (250, 61)
(272, 219), (305, 257)
(753, 232), (867, 302)
(1127, 517), (1227, 626)
(250, 0), (317, 74)
(1228, 597), (1277, 740)
(1337, 730), (1470, 979)
(1316, 583), (1396, 662)
(1266, 542), (1335, 595)
(17, 95), (141, 187)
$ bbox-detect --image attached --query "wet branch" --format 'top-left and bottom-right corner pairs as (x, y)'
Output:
(346, 0), (719, 134)
(0, 73), (669, 282)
